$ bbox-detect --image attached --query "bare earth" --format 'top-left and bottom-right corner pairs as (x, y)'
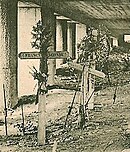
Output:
(0, 85), (130, 152)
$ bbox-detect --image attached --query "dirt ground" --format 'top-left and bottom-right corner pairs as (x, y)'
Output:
(0, 85), (130, 152)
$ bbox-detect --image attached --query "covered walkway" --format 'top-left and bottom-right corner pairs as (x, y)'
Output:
(0, 0), (130, 108)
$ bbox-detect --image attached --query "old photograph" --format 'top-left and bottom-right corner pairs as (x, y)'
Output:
(0, 0), (130, 151)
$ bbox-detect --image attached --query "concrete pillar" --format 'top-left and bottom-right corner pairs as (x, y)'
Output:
(41, 5), (56, 85)
(0, 0), (18, 110)
(76, 23), (86, 43)
(56, 19), (67, 68)
(61, 20), (67, 63)
(76, 23), (86, 59)
(113, 37), (118, 46)
(18, 2), (41, 96)
(67, 22), (76, 59)
(56, 20), (63, 68)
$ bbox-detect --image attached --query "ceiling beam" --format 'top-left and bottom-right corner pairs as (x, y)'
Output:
(19, 0), (130, 27)
(19, 0), (41, 6)
(49, 0), (130, 4)
(19, 0), (130, 38)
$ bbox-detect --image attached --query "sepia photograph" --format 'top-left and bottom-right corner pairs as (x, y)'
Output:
(0, 0), (130, 151)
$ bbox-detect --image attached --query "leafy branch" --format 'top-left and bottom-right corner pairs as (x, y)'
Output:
(31, 20), (52, 74)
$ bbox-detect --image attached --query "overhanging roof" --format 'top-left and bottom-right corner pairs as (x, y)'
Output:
(20, 0), (130, 38)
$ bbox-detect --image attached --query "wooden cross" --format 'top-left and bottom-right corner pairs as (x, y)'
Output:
(68, 61), (105, 128)
(18, 50), (69, 144)
(68, 61), (105, 108)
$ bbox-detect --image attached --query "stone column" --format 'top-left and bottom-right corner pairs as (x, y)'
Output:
(0, 0), (18, 110)
(41, 5), (56, 85)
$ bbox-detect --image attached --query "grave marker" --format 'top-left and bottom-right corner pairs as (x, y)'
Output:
(18, 50), (69, 145)
(68, 62), (105, 78)
(68, 61), (105, 110)
(18, 51), (69, 59)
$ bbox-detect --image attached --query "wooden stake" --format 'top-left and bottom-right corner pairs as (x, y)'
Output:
(78, 64), (88, 129)
(37, 3), (56, 145)
(88, 53), (95, 110)
(65, 65), (85, 127)
(52, 140), (57, 152)
(83, 64), (89, 120)
(21, 103), (25, 135)
(3, 84), (8, 136)
(38, 91), (46, 145)
(83, 64), (89, 109)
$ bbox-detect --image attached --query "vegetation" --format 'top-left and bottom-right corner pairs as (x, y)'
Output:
(31, 20), (51, 75)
